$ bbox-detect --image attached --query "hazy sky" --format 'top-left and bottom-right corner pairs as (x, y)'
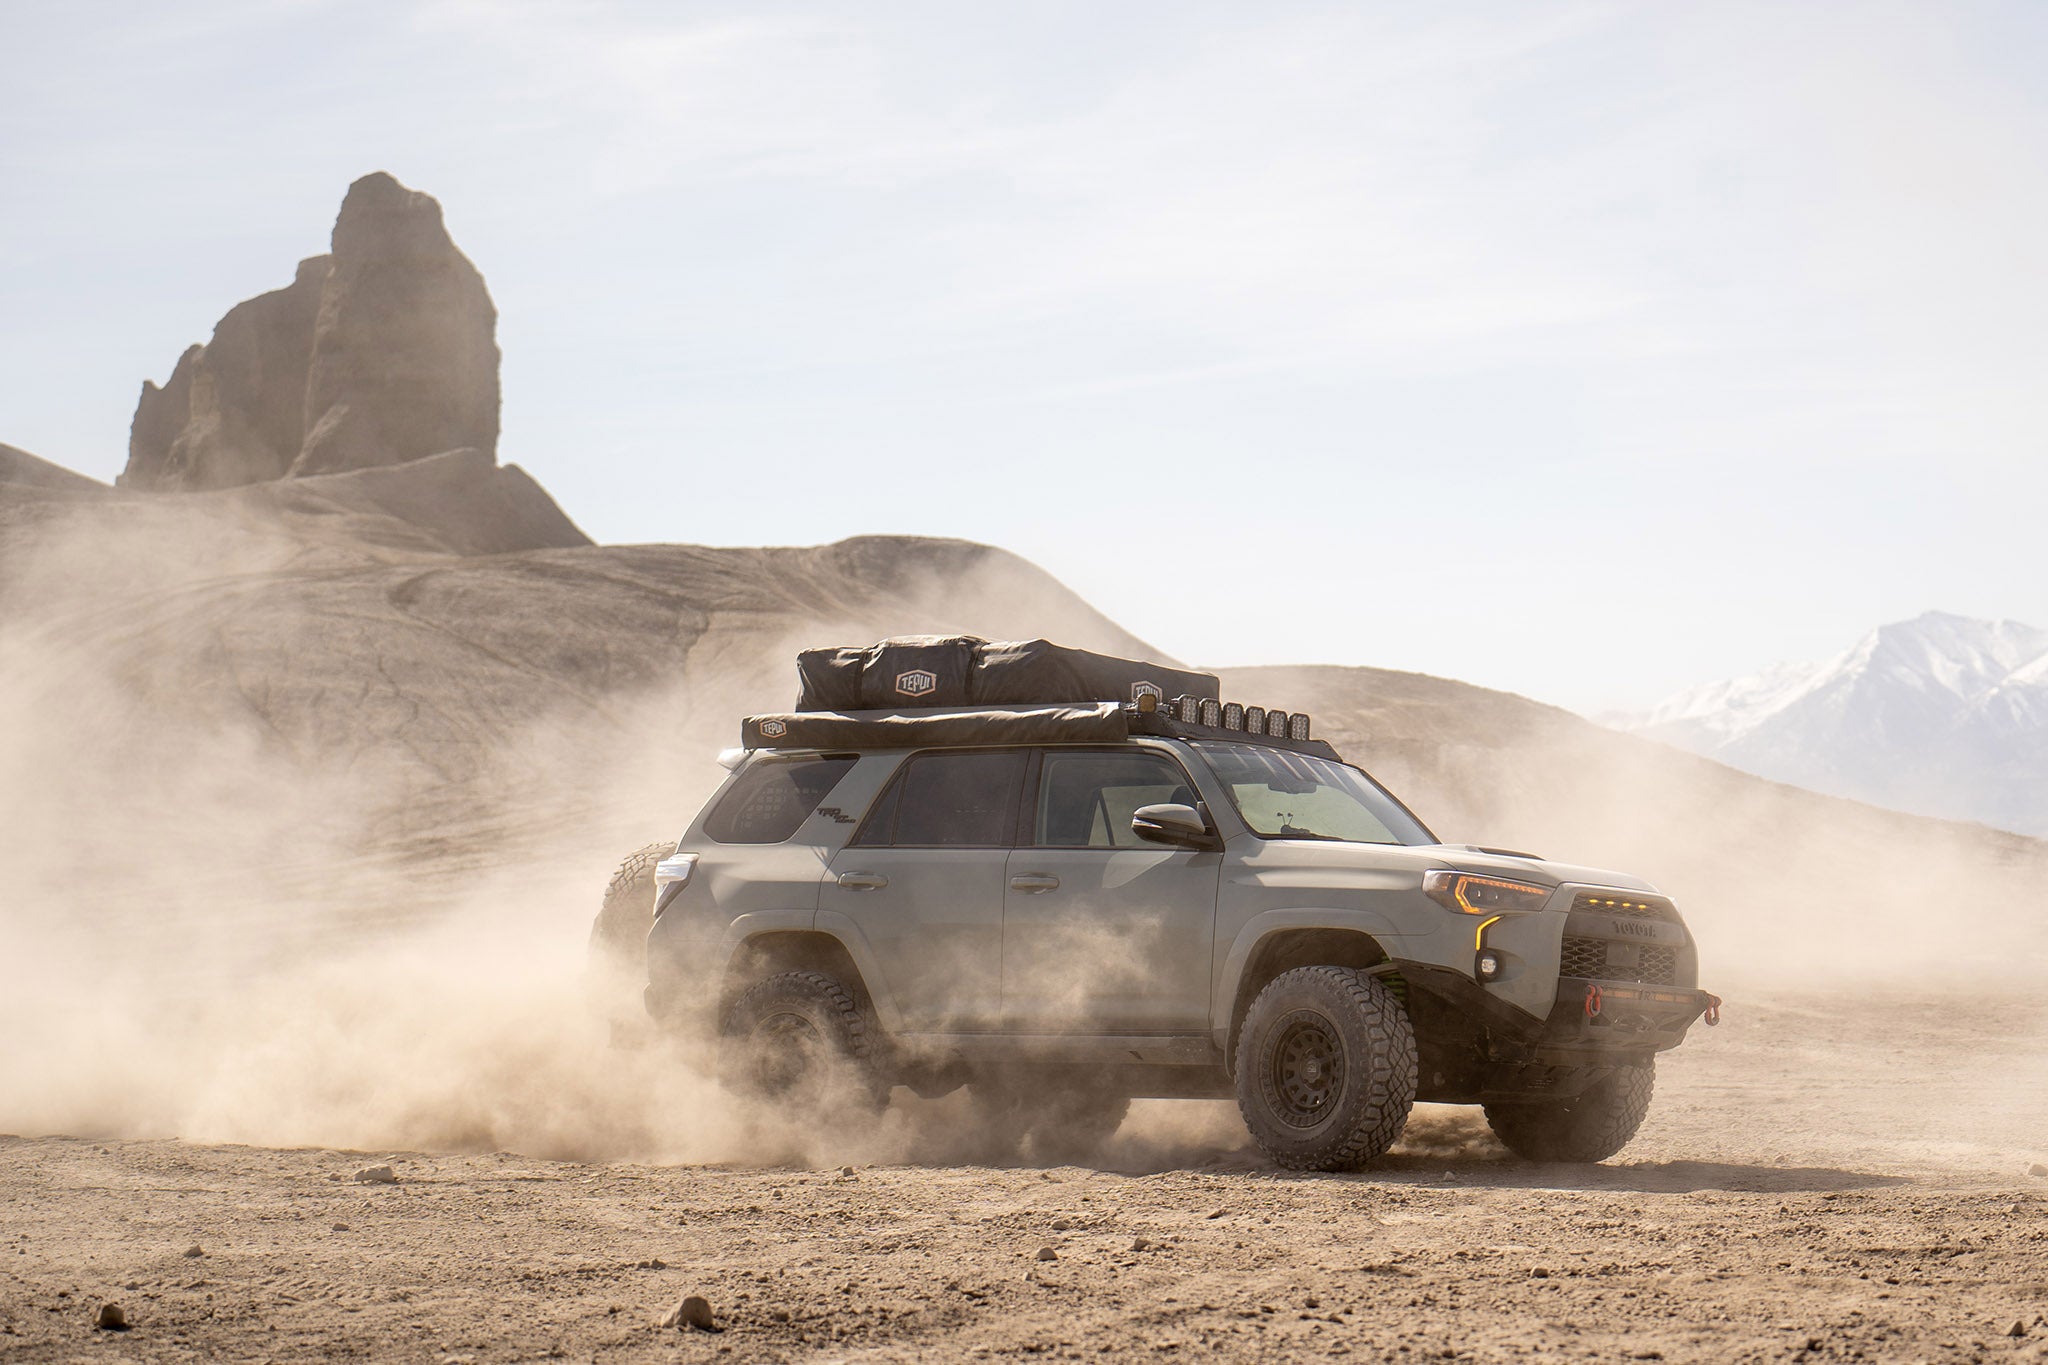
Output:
(6, 0), (2045, 712)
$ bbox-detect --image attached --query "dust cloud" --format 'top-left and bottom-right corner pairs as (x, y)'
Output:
(0, 506), (1204, 1167)
(3, 503), (2045, 1176)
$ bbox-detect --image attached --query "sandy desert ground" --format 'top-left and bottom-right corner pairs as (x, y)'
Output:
(7, 989), (2047, 1364)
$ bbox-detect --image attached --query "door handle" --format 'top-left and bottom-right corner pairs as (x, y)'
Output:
(837, 871), (889, 891)
(1009, 873), (1060, 894)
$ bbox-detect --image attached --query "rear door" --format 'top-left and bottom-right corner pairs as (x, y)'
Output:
(1000, 746), (1222, 1033)
(824, 749), (1027, 1033)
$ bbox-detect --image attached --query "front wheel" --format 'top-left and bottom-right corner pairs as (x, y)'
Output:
(1234, 965), (1417, 1171)
(719, 971), (890, 1114)
(1483, 1061), (1655, 1163)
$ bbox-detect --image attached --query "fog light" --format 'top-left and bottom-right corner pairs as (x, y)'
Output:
(1475, 949), (1504, 981)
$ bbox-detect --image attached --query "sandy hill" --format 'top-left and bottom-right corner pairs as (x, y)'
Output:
(5, 453), (2042, 987)
(0, 467), (1157, 960)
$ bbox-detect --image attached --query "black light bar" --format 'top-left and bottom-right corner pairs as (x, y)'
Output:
(1157, 694), (1317, 743)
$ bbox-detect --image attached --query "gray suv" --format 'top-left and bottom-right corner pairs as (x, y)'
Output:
(627, 640), (1717, 1169)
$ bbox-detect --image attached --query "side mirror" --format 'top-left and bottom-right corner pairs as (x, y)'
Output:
(1132, 803), (1218, 850)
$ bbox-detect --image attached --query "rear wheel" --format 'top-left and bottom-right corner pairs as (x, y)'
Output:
(719, 971), (890, 1113)
(1234, 966), (1417, 1171)
(968, 1072), (1131, 1165)
(1483, 1061), (1654, 1163)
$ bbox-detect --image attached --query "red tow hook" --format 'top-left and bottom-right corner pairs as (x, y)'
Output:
(1702, 992), (1723, 1027)
(1583, 983), (1603, 1019)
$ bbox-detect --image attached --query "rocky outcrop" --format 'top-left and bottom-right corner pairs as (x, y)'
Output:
(294, 174), (499, 478)
(121, 173), (499, 491)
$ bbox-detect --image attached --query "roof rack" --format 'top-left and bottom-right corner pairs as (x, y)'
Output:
(741, 692), (1339, 760)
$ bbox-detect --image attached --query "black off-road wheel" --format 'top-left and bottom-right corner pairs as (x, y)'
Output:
(1234, 966), (1417, 1171)
(968, 1072), (1131, 1165)
(719, 971), (891, 1113)
(1030, 1086), (1131, 1164)
(1483, 1061), (1655, 1163)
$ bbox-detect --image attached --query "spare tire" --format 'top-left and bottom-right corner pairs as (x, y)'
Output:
(587, 840), (674, 978)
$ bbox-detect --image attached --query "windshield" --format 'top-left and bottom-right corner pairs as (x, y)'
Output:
(1193, 742), (1434, 846)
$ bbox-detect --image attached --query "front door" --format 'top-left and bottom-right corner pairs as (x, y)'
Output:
(824, 748), (1027, 1034)
(1001, 747), (1222, 1033)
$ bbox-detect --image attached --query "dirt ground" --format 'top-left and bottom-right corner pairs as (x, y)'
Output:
(6, 989), (2048, 1364)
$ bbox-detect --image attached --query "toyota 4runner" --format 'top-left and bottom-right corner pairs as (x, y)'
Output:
(627, 636), (1717, 1169)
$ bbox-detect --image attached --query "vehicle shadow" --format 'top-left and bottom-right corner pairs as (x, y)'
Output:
(1355, 1154), (1913, 1194)
(1076, 1107), (1914, 1192)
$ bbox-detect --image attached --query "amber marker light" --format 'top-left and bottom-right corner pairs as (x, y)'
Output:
(1422, 869), (1553, 916)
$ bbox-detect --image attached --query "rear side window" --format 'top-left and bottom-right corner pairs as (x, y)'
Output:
(704, 757), (856, 844)
(855, 750), (1027, 848)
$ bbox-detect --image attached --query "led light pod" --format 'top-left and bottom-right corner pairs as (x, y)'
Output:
(1199, 698), (1224, 727)
(1266, 709), (1289, 737)
(1222, 702), (1245, 731)
(1244, 705), (1267, 734)
(1287, 713), (1312, 741)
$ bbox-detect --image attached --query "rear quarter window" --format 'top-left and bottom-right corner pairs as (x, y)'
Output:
(704, 757), (857, 844)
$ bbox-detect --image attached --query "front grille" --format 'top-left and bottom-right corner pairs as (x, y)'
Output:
(1571, 891), (1677, 922)
(1560, 935), (1678, 986)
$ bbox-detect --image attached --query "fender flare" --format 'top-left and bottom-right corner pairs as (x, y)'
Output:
(1211, 907), (1408, 1049)
(813, 909), (906, 1032)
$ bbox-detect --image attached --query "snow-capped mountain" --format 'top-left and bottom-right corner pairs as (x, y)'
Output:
(1617, 611), (2048, 836)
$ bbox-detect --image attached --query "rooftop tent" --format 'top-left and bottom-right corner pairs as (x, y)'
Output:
(795, 636), (1218, 713)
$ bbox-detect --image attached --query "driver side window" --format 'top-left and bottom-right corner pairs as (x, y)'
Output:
(1035, 751), (1193, 849)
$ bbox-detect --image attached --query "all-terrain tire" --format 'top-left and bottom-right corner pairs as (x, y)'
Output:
(587, 840), (674, 975)
(967, 1073), (1131, 1165)
(1234, 965), (1417, 1171)
(1483, 1061), (1655, 1163)
(1028, 1087), (1131, 1165)
(719, 971), (890, 1113)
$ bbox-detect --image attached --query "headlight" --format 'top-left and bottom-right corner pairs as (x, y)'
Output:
(1422, 869), (1552, 915)
(654, 853), (700, 917)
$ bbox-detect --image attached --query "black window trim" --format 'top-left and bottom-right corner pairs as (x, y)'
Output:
(1017, 743), (1208, 852)
(847, 746), (1032, 850)
(702, 753), (860, 845)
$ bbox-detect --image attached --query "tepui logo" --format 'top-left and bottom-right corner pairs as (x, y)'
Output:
(1132, 681), (1165, 703)
(759, 718), (788, 738)
(895, 669), (939, 697)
